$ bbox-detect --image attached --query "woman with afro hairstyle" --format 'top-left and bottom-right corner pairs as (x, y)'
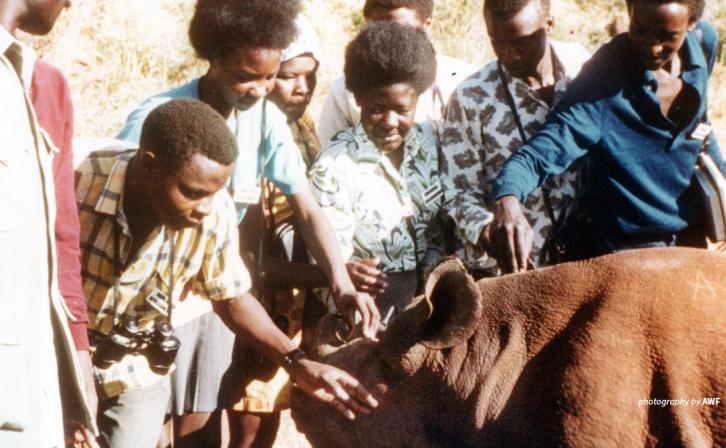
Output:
(309, 21), (446, 320)
(316, 0), (475, 146)
(117, 1), (379, 447)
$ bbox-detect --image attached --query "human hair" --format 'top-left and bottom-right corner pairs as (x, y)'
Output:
(139, 99), (238, 173)
(344, 21), (437, 97)
(484, 0), (550, 20)
(625, 0), (704, 22)
(189, 0), (302, 61)
(363, 0), (434, 20)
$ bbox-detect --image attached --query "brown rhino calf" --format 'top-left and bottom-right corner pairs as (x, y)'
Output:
(292, 248), (726, 447)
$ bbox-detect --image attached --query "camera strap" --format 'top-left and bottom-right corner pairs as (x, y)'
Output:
(496, 61), (558, 228)
(112, 217), (176, 326)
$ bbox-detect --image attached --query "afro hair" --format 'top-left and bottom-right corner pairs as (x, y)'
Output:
(484, 0), (550, 20)
(363, 0), (434, 20)
(189, 0), (303, 61)
(344, 21), (436, 98)
(140, 98), (237, 173)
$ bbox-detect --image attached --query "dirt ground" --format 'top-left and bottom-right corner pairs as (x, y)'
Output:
(217, 410), (311, 448)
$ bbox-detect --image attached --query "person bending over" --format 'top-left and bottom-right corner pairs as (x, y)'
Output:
(78, 99), (378, 448)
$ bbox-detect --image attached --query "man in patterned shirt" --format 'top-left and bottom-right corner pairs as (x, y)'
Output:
(77, 100), (377, 447)
(440, 0), (590, 274)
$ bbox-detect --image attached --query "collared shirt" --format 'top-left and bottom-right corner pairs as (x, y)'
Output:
(441, 40), (591, 268)
(116, 79), (309, 222)
(0, 26), (66, 447)
(76, 147), (251, 397)
(493, 22), (725, 245)
(316, 54), (476, 146)
(309, 123), (444, 272)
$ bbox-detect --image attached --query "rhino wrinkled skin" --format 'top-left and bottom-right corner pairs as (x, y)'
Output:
(292, 248), (726, 447)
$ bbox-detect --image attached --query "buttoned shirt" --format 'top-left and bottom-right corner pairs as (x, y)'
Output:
(317, 54), (476, 146)
(1, 26), (91, 447)
(309, 123), (444, 272)
(76, 147), (251, 397)
(441, 40), (591, 268)
(117, 79), (309, 222)
(493, 22), (725, 245)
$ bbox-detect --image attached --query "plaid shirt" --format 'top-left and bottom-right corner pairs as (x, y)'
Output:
(76, 147), (250, 397)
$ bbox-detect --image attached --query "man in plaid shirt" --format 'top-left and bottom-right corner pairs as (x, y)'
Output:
(76, 99), (377, 447)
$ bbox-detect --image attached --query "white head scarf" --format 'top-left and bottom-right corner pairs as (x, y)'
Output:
(280, 15), (321, 63)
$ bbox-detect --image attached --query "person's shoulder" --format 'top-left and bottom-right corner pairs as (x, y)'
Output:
(315, 127), (360, 167)
(695, 20), (718, 47)
(117, 79), (200, 142)
(75, 142), (136, 176)
(561, 35), (628, 102)
(32, 59), (69, 91)
(415, 121), (439, 148)
(450, 61), (499, 104)
(262, 99), (289, 125)
(329, 75), (348, 96)
(551, 39), (592, 78)
(204, 189), (238, 230)
(436, 54), (477, 81)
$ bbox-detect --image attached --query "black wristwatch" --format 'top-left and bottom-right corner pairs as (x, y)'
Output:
(282, 347), (308, 370)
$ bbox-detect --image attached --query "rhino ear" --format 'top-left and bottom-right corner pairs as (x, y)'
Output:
(418, 258), (482, 350)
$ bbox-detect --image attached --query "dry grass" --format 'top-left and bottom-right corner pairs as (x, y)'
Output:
(24, 0), (726, 140)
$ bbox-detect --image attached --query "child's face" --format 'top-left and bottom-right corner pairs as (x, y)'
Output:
(269, 55), (318, 122)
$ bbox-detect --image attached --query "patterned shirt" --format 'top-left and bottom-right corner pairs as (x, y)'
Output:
(440, 40), (590, 268)
(309, 123), (444, 273)
(76, 147), (251, 397)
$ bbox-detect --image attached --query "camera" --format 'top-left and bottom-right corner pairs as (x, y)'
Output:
(92, 316), (141, 370)
(92, 317), (180, 375)
(142, 320), (181, 376)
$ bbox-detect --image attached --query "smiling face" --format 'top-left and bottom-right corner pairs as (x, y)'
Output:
(144, 152), (232, 230)
(628, 1), (693, 71)
(206, 46), (281, 111)
(484, 0), (552, 79)
(268, 54), (318, 122)
(357, 83), (418, 155)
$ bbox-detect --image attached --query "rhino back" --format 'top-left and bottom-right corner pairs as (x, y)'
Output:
(469, 247), (726, 447)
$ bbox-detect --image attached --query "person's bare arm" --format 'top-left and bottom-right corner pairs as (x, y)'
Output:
(287, 188), (380, 338)
(212, 294), (378, 418)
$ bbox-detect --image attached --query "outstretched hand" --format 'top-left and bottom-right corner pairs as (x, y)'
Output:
(290, 358), (379, 420)
(346, 259), (387, 297)
(488, 195), (534, 273)
(332, 288), (381, 340)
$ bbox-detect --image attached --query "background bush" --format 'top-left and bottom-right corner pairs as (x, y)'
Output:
(24, 0), (726, 141)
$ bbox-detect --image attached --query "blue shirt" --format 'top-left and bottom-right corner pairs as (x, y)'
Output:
(493, 22), (724, 240)
(117, 78), (308, 222)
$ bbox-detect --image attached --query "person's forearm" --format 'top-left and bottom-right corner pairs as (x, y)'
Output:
(289, 191), (355, 293)
(212, 293), (297, 366)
